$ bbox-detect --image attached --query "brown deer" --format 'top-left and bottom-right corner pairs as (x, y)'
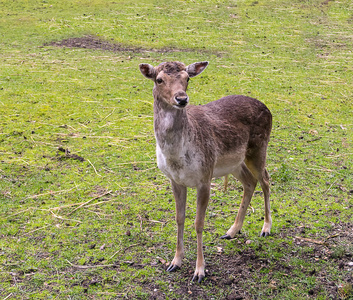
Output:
(139, 61), (272, 283)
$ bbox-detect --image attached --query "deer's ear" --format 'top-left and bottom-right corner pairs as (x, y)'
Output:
(139, 63), (156, 80)
(186, 61), (209, 78)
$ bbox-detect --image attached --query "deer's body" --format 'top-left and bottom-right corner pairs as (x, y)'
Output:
(155, 95), (271, 188)
(139, 61), (272, 283)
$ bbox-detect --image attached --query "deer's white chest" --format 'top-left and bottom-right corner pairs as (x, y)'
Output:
(156, 141), (203, 188)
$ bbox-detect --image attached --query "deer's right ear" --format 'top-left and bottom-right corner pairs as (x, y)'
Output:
(139, 63), (156, 80)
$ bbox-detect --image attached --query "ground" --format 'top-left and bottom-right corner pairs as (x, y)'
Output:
(1, 0), (353, 299)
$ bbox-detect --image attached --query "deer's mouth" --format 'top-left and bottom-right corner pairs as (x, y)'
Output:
(174, 103), (187, 109)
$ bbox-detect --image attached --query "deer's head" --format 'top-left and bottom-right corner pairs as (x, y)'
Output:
(139, 61), (208, 109)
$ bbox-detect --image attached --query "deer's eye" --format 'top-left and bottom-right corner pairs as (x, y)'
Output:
(156, 78), (163, 84)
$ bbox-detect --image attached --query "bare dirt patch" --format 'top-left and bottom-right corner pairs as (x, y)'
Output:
(55, 222), (352, 299)
(57, 147), (85, 162)
(142, 222), (353, 299)
(46, 35), (223, 56)
(321, 0), (334, 5)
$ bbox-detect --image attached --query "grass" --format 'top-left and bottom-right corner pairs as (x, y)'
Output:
(1, 0), (353, 299)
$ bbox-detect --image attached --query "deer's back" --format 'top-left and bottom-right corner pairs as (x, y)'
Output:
(186, 95), (272, 155)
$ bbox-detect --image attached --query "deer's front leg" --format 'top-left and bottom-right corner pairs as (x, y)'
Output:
(167, 180), (187, 272)
(192, 183), (210, 283)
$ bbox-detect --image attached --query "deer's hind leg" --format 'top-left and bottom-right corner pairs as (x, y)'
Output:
(245, 154), (272, 237)
(259, 168), (271, 236)
(221, 162), (257, 239)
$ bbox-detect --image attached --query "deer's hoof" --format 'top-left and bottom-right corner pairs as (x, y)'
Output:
(166, 264), (180, 272)
(260, 231), (270, 237)
(220, 234), (232, 240)
(192, 274), (205, 284)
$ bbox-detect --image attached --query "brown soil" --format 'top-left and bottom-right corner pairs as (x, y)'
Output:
(46, 35), (222, 55)
(147, 222), (353, 299)
(62, 221), (352, 299)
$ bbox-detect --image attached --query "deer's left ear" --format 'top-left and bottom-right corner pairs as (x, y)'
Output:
(139, 63), (156, 80)
(186, 61), (209, 78)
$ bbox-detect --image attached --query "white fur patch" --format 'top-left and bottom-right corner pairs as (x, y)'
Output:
(212, 151), (246, 178)
(156, 141), (204, 188)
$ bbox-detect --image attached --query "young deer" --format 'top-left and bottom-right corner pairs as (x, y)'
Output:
(139, 61), (272, 283)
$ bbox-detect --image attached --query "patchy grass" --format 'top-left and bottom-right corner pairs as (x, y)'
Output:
(1, 0), (353, 299)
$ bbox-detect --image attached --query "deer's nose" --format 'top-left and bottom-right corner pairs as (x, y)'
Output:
(174, 94), (189, 107)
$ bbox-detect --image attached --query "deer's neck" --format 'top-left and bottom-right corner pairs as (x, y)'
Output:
(153, 99), (188, 149)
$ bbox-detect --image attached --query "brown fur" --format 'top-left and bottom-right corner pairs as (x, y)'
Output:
(139, 61), (272, 283)
(155, 61), (186, 74)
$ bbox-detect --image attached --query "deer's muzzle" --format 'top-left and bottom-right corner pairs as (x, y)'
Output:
(174, 92), (189, 108)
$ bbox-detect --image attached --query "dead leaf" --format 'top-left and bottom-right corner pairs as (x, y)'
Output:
(157, 257), (166, 265)
(216, 246), (224, 253)
(269, 283), (277, 290)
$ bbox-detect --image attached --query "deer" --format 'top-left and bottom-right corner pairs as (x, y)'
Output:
(139, 61), (272, 283)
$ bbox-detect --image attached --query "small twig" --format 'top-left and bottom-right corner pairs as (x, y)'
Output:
(138, 215), (143, 231)
(25, 186), (78, 199)
(67, 124), (77, 131)
(87, 159), (102, 177)
(102, 167), (117, 174)
(66, 260), (117, 269)
(50, 210), (82, 223)
(71, 135), (115, 139)
(101, 108), (116, 122)
(147, 219), (165, 224)
(85, 209), (113, 217)
(85, 199), (118, 208)
(30, 136), (37, 146)
(3, 293), (13, 300)
(137, 166), (158, 172)
(22, 225), (52, 236)
(45, 202), (85, 211)
(109, 243), (140, 260)
(19, 159), (30, 165)
(67, 190), (112, 216)
(146, 219), (167, 229)
(137, 100), (153, 106)
(224, 175), (228, 192)
(86, 210), (102, 219)
(306, 137), (322, 143)
(325, 233), (340, 240)
(114, 161), (155, 165)
(6, 208), (33, 218)
(327, 153), (353, 158)
(323, 179), (338, 196)
(306, 167), (340, 174)
(295, 236), (328, 245)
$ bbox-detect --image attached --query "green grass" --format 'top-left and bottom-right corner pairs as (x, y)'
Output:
(1, 0), (353, 299)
